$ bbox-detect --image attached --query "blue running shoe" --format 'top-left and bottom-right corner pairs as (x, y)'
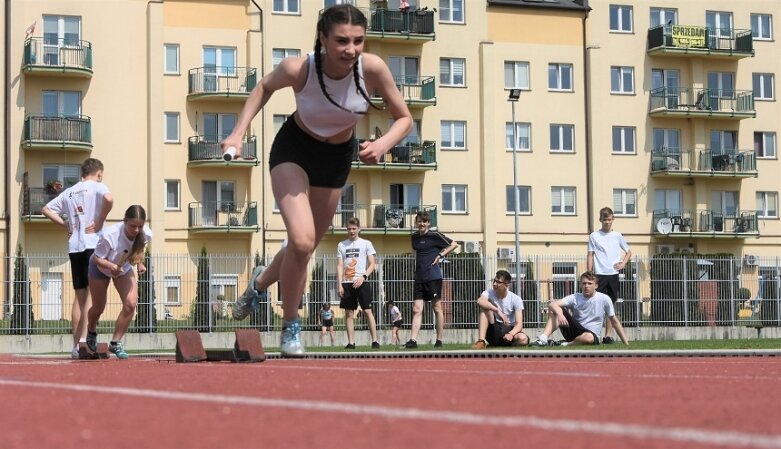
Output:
(233, 265), (265, 320)
(86, 331), (98, 352)
(109, 341), (129, 360)
(280, 319), (305, 358)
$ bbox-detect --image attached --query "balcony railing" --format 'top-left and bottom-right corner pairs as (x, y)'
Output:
(372, 76), (436, 108)
(187, 67), (257, 100)
(22, 37), (93, 76)
(331, 204), (438, 232)
(650, 148), (757, 178)
(653, 209), (760, 237)
(364, 8), (436, 42)
(647, 25), (754, 58)
(188, 202), (259, 232)
(22, 114), (92, 150)
(21, 187), (58, 220)
(187, 135), (259, 166)
(649, 87), (754, 118)
(352, 140), (436, 170)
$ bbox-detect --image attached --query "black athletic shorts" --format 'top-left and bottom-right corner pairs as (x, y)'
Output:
(413, 280), (442, 302)
(486, 322), (527, 347)
(559, 308), (600, 344)
(69, 249), (94, 289)
(339, 282), (373, 310)
(596, 273), (620, 303)
(322, 319), (334, 328)
(392, 319), (403, 329)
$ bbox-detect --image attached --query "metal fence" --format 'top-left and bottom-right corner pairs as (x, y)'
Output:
(2, 252), (779, 336)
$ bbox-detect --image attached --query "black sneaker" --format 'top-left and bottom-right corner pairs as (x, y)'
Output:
(404, 340), (418, 349)
(344, 343), (356, 350)
(529, 339), (548, 347)
(371, 341), (380, 349)
(602, 336), (615, 344)
(434, 340), (443, 348)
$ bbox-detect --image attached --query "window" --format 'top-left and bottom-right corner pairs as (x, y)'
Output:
(203, 113), (237, 141)
(164, 275), (181, 305)
(440, 0), (464, 23)
(610, 66), (634, 94)
(613, 189), (637, 216)
(442, 185), (467, 213)
(754, 132), (776, 159)
(551, 187), (576, 215)
(506, 122), (531, 152)
(165, 180), (180, 210)
(751, 13), (773, 40)
(552, 263), (577, 298)
(710, 130), (736, 155)
(273, 0), (299, 14)
(389, 183), (422, 227)
(335, 184), (356, 228)
(43, 164), (80, 189)
(655, 189), (682, 215)
(756, 192), (779, 219)
(440, 121), (466, 150)
(42, 15), (80, 65)
(164, 44), (179, 74)
(211, 275), (239, 304)
(548, 63), (573, 91)
(42, 91), (80, 117)
(653, 128), (680, 152)
(272, 48), (300, 70)
(164, 112), (179, 143)
(504, 61), (530, 90)
(201, 181), (236, 225)
(612, 126), (636, 154)
(505, 186), (531, 214)
(712, 191), (739, 218)
(440, 58), (465, 86)
(753, 73), (774, 100)
(609, 5), (633, 32)
(650, 7), (677, 27)
(389, 56), (420, 86)
(706, 11), (733, 44)
(203, 46), (236, 78)
(325, 0), (355, 7)
(550, 124), (574, 152)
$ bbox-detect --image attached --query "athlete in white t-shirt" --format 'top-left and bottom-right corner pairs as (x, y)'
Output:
(472, 270), (529, 348)
(337, 217), (379, 349)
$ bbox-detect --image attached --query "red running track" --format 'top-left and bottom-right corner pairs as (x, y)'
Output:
(0, 354), (780, 449)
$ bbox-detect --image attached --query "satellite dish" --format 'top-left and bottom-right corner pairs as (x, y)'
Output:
(656, 218), (673, 235)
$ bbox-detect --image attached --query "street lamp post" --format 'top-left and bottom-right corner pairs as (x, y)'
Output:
(508, 89), (522, 290)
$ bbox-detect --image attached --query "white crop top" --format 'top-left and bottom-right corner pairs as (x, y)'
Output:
(295, 52), (368, 137)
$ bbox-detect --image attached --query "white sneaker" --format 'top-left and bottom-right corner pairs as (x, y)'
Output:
(71, 347), (79, 359)
(280, 319), (305, 358)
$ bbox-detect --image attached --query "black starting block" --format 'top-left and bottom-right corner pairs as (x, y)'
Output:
(175, 329), (265, 363)
(78, 342), (109, 360)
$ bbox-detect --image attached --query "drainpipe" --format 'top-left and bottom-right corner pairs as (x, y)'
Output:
(581, 6), (594, 234)
(249, 0), (265, 260)
(5, 0), (12, 313)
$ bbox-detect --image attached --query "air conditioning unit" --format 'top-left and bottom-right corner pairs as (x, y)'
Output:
(497, 247), (516, 262)
(462, 241), (481, 254)
(744, 254), (759, 266)
(679, 247), (695, 254)
(656, 244), (675, 255)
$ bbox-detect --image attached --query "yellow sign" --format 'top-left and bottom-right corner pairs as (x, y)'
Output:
(671, 25), (706, 48)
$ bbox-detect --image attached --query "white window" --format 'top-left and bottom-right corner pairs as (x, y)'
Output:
(42, 91), (80, 117)
(272, 48), (300, 70)
(165, 180), (180, 210)
(440, 121), (466, 150)
(43, 164), (80, 189)
(711, 190), (739, 217)
(203, 113), (237, 141)
(612, 126), (636, 154)
(442, 185), (467, 213)
(164, 275), (181, 305)
(753, 73), (774, 100)
(754, 132), (776, 159)
(706, 11), (733, 41)
(164, 44), (179, 74)
(548, 63), (573, 91)
(211, 275), (239, 303)
(551, 187), (576, 215)
(552, 263), (577, 298)
(506, 122), (531, 152)
(504, 61), (529, 90)
(440, 0), (464, 23)
(609, 5), (633, 32)
(203, 46), (236, 77)
(756, 192), (779, 218)
(505, 186), (531, 214)
(325, 0), (355, 7)
(650, 7), (677, 27)
(440, 58), (465, 87)
(752, 14), (773, 40)
(550, 124), (574, 152)
(164, 112), (179, 143)
(655, 189), (682, 215)
(653, 128), (680, 152)
(273, 0), (299, 14)
(610, 66), (634, 94)
(42, 15), (81, 65)
(613, 189), (637, 216)
(389, 56), (420, 85)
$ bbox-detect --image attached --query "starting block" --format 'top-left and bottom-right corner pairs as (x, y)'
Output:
(78, 342), (109, 360)
(175, 329), (265, 363)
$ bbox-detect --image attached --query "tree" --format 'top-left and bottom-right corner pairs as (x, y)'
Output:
(191, 246), (211, 331)
(11, 244), (34, 335)
(134, 249), (158, 332)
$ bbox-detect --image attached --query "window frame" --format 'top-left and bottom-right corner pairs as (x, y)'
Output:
(551, 186), (576, 216)
(440, 57), (466, 87)
(441, 184), (468, 214)
(756, 191), (779, 219)
(548, 63), (573, 92)
(164, 44), (180, 75)
(272, 0), (300, 14)
(754, 131), (777, 159)
(164, 274), (182, 306)
(550, 124), (575, 153)
(610, 66), (635, 94)
(504, 61), (530, 90)
(440, 120), (467, 150)
(613, 188), (637, 217)
(440, 0), (465, 24)
(272, 48), (301, 70)
(609, 4), (634, 33)
(612, 126), (636, 154)
(751, 13), (773, 40)
(164, 179), (180, 211)
(506, 122), (531, 152)
(505, 185), (531, 215)
(164, 112), (180, 143)
(753, 73), (775, 101)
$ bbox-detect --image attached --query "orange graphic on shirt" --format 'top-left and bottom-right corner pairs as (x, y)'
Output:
(345, 258), (357, 281)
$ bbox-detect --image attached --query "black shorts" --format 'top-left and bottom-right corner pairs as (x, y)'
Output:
(68, 249), (94, 289)
(596, 273), (620, 303)
(486, 322), (527, 347)
(269, 114), (355, 188)
(392, 319), (403, 329)
(339, 283), (373, 310)
(559, 308), (600, 344)
(322, 319), (334, 328)
(413, 280), (442, 302)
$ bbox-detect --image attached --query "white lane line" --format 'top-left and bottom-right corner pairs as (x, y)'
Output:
(0, 378), (779, 448)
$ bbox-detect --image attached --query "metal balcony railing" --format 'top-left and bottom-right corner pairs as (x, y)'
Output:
(332, 204), (438, 231)
(647, 25), (754, 56)
(187, 135), (258, 164)
(650, 148), (757, 177)
(23, 114), (92, 148)
(653, 209), (759, 237)
(23, 37), (93, 74)
(21, 187), (56, 219)
(649, 87), (754, 116)
(364, 8), (435, 36)
(188, 202), (259, 230)
(187, 67), (257, 97)
(353, 140), (436, 168)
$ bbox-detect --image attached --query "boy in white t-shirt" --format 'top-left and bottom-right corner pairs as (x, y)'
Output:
(337, 217), (379, 349)
(42, 158), (113, 359)
(471, 270), (529, 349)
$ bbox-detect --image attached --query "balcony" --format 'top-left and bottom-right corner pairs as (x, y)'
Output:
(187, 135), (259, 167)
(650, 149), (757, 178)
(330, 204), (438, 234)
(649, 87), (754, 119)
(372, 76), (436, 109)
(364, 8), (436, 43)
(653, 209), (760, 238)
(22, 37), (93, 77)
(647, 25), (754, 59)
(21, 187), (58, 221)
(188, 202), (259, 233)
(22, 114), (92, 151)
(352, 140), (436, 171)
(187, 67), (257, 101)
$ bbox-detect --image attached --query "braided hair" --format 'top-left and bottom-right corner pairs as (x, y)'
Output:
(123, 205), (148, 264)
(314, 4), (384, 113)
